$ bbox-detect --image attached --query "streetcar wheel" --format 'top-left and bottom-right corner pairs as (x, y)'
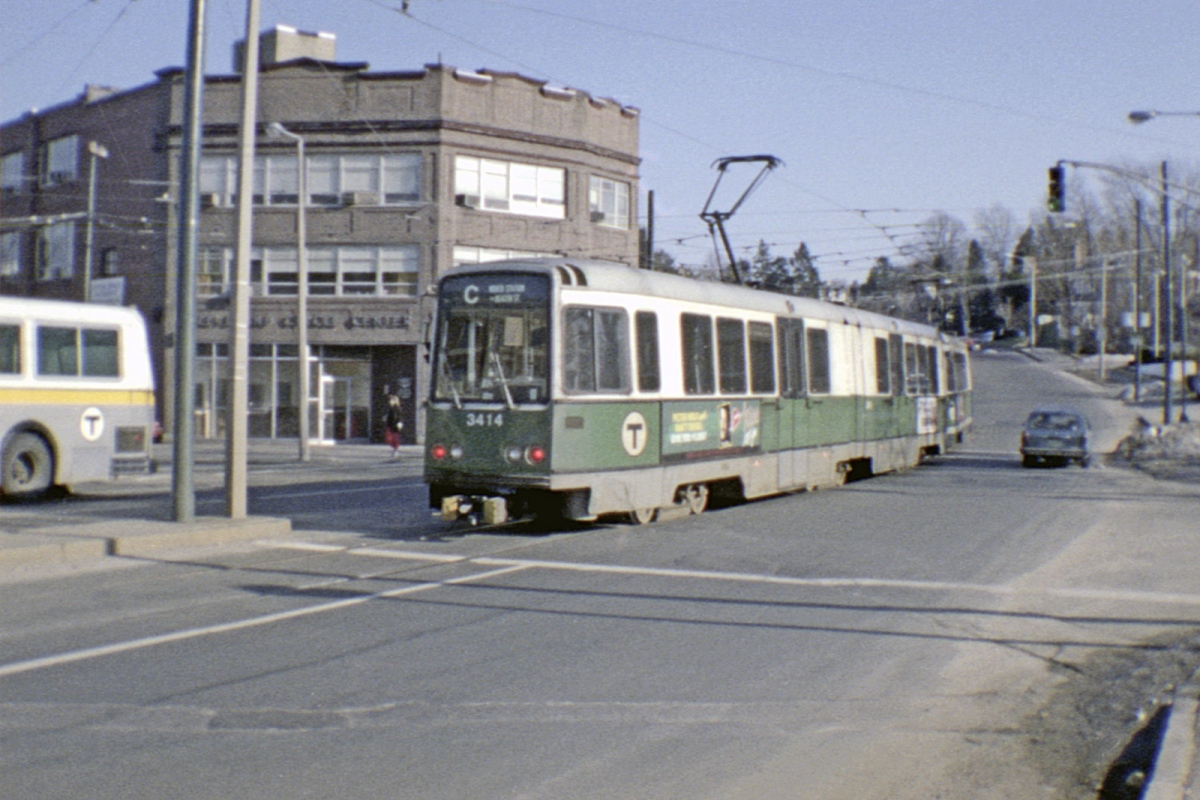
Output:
(2, 433), (54, 499)
(627, 507), (658, 525)
(680, 484), (708, 515)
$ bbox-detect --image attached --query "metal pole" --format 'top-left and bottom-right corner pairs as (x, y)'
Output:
(1099, 258), (1108, 382)
(82, 142), (108, 302)
(296, 135), (310, 461)
(1180, 247), (1190, 423)
(1028, 256), (1038, 348)
(1134, 200), (1142, 402)
(1162, 161), (1173, 426)
(172, 0), (208, 523)
(225, 0), (261, 518)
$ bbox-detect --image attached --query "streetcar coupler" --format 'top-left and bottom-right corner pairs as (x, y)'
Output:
(439, 494), (508, 526)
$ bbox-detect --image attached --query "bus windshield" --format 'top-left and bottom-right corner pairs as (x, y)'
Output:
(433, 273), (550, 405)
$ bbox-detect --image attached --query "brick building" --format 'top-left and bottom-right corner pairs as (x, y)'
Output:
(0, 26), (641, 444)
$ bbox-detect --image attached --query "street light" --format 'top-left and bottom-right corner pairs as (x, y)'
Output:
(1128, 110), (1197, 423)
(1128, 110), (1200, 124)
(266, 122), (310, 461)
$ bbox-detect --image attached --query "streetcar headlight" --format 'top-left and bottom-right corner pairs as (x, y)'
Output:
(525, 445), (546, 465)
(505, 445), (524, 463)
(449, 444), (464, 460)
(430, 444), (447, 461)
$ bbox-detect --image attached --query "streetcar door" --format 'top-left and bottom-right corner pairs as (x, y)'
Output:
(779, 318), (809, 490)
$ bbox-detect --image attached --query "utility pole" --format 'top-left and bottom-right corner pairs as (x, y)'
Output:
(1134, 200), (1143, 402)
(1027, 256), (1038, 348)
(1162, 161), (1173, 426)
(82, 141), (108, 303)
(171, 0), (208, 523)
(225, 0), (261, 518)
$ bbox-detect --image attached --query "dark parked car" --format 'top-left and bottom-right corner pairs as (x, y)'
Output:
(1020, 408), (1091, 467)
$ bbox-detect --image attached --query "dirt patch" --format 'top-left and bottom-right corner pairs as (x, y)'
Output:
(1023, 629), (1200, 799)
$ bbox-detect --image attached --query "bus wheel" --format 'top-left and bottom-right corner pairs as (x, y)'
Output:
(3, 433), (54, 499)
(680, 484), (708, 515)
(627, 507), (658, 525)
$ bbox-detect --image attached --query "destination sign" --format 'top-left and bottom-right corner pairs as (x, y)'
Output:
(440, 273), (549, 307)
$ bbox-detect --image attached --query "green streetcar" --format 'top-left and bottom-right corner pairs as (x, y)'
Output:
(425, 259), (971, 525)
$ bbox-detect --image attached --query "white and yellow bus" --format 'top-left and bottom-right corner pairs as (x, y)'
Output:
(0, 297), (156, 499)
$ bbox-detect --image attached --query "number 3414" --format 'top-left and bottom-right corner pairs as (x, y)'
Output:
(465, 412), (503, 427)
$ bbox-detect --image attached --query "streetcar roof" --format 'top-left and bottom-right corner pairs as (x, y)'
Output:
(440, 258), (958, 344)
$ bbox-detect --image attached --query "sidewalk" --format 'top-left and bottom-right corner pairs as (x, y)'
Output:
(0, 439), (425, 570)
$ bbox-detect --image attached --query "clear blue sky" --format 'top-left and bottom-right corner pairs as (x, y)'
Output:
(3, 0), (1198, 283)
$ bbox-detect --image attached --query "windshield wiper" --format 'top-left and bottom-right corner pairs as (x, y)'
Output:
(438, 359), (462, 409)
(490, 351), (515, 410)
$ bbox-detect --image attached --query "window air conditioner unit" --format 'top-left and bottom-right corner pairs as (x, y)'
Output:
(200, 193), (222, 209)
(455, 193), (480, 209)
(342, 191), (381, 207)
(590, 210), (606, 223)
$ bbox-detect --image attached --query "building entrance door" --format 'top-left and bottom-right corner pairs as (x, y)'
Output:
(318, 375), (354, 442)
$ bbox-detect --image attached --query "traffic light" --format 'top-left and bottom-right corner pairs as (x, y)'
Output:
(1047, 165), (1065, 212)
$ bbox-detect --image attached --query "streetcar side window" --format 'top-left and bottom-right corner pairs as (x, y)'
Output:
(716, 317), (746, 394)
(888, 334), (904, 397)
(806, 327), (831, 395)
(681, 313), (715, 395)
(562, 305), (630, 394)
(749, 321), (775, 394)
(904, 342), (918, 395)
(874, 336), (889, 394)
(778, 319), (806, 398)
(0, 324), (19, 374)
(635, 311), (660, 393)
(926, 346), (940, 394)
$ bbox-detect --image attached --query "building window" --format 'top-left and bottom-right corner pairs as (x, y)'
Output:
(1, 231), (21, 277)
(451, 245), (552, 266)
(1, 152), (25, 194)
(40, 135), (79, 187)
(454, 156), (565, 219)
(196, 245), (419, 298)
(199, 153), (422, 207)
(37, 221), (75, 281)
(588, 176), (630, 228)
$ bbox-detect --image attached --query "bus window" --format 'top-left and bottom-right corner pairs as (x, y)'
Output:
(83, 329), (119, 377)
(635, 311), (660, 392)
(806, 327), (830, 394)
(749, 321), (775, 394)
(874, 337), (889, 394)
(681, 313), (715, 395)
(0, 324), (19, 374)
(37, 326), (78, 376)
(717, 318), (746, 394)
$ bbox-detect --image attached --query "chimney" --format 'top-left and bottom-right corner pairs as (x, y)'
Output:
(234, 25), (336, 72)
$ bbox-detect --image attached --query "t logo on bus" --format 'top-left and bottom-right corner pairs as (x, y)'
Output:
(622, 411), (647, 457)
(80, 407), (105, 442)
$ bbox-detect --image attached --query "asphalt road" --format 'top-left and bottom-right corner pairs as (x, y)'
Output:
(2, 351), (1198, 799)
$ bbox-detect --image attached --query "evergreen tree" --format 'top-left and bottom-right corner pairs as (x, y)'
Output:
(790, 243), (821, 298)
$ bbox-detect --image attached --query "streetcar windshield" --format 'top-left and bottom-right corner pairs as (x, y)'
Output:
(433, 273), (550, 405)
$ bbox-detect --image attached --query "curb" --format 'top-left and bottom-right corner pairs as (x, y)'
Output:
(1145, 682), (1200, 800)
(0, 516), (291, 569)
